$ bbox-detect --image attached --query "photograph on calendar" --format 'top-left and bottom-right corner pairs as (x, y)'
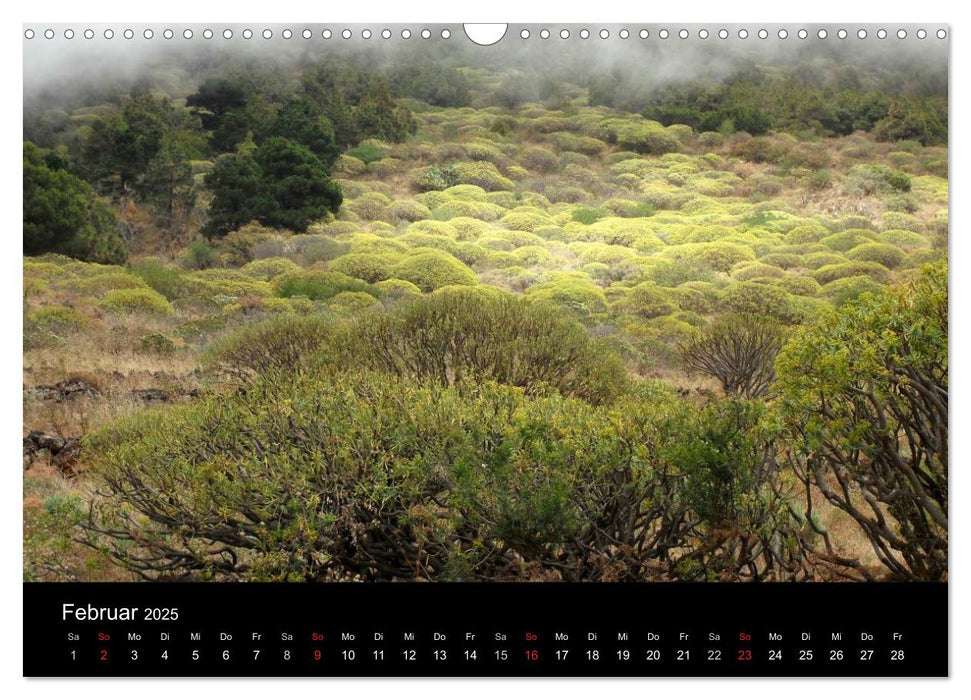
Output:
(23, 24), (947, 585)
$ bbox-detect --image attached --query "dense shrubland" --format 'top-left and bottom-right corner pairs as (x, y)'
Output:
(23, 41), (948, 582)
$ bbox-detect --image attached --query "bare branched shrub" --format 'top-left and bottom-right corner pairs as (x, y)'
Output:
(678, 315), (785, 399)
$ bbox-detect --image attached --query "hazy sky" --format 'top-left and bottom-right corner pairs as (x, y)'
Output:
(23, 23), (949, 105)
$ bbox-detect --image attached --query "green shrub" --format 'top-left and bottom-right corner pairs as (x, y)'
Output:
(677, 241), (757, 274)
(732, 263), (786, 281)
(131, 260), (188, 300)
(759, 253), (802, 269)
(820, 229), (879, 253)
(500, 208), (555, 232)
(99, 288), (174, 316)
(843, 164), (912, 196)
(25, 305), (88, 333)
(374, 278), (422, 298)
(518, 146), (559, 173)
(409, 164), (459, 192)
(785, 224), (831, 244)
(615, 282), (677, 319)
(83, 371), (805, 582)
(813, 261), (891, 285)
(512, 245), (552, 266)
(349, 288), (627, 404)
(240, 257), (301, 281)
(451, 161), (514, 192)
(387, 200), (433, 222)
(526, 276), (608, 317)
(846, 242), (906, 269)
(326, 291), (379, 315)
(329, 253), (396, 283)
(274, 270), (379, 301)
(802, 252), (847, 269)
(719, 282), (794, 322)
(818, 276), (885, 306)
(572, 207), (607, 225)
(347, 141), (391, 165)
(775, 263), (947, 580)
(75, 272), (150, 296)
(878, 229), (931, 251)
(140, 332), (176, 354)
(181, 238), (219, 270)
(616, 122), (680, 155)
(392, 251), (478, 292)
(186, 269), (274, 298)
(203, 314), (337, 381)
(778, 276), (821, 297)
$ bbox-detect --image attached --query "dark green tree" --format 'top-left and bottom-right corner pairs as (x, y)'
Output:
(253, 137), (343, 231)
(210, 110), (250, 153)
(23, 141), (127, 264)
(186, 78), (247, 131)
(263, 100), (340, 167)
(202, 137), (341, 238)
(200, 154), (267, 239)
(354, 81), (418, 143)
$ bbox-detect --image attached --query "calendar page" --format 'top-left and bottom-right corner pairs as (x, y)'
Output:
(22, 22), (948, 678)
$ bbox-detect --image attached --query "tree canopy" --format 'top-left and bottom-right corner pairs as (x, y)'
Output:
(23, 141), (126, 264)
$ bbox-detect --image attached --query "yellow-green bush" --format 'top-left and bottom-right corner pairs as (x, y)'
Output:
(613, 282), (677, 320)
(374, 278), (422, 298)
(186, 269), (274, 298)
(25, 305), (88, 332)
(241, 257), (301, 281)
(821, 229), (880, 253)
(778, 276), (822, 297)
(367, 158), (406, 178)
(571, 242), (639, 265)
(328, 253), (397, 283)
(74, 272), (150, 296)
(500, 207), (555, 232)
(387, 200), (433, 222)
(732, 262), (786, 281)
(512, 245), (552, 266)
(759, 252), (803, 269)
(100, 288), (174, 316)
(802, 251), (847, 269)
(525, 275), (607, 316)
(392, 251), (478, 292)
(818, 275), (885, 306)
(448, 216), (495, 240)
(518, 145), (559, 173)
(846, 242), (907, 269)
(813, 261), (892, 285)
(405, 219), (460, 239)
(719, 282), (795, 322)
(326, 291), (380, 315)
(616, 121), (680, 155)
(452, 161), (514, 192)
(274, 270), (379, 301)
(785, 224), (831, 244)
(671, 241), (757, 274)
(878, 229), (931, 250)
